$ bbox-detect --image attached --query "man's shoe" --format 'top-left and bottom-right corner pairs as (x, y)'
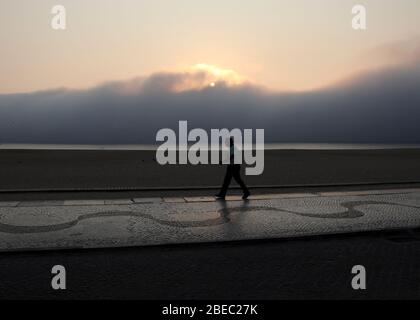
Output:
(242, 191), (251, 200)
(215, 194), (226, 201)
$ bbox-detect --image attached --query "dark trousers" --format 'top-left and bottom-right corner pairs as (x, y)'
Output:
(219, 165), (249, 196)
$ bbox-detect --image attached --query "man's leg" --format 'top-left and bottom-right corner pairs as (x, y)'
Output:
(218, 166), (234, 197)
(232, 165), (250, 197)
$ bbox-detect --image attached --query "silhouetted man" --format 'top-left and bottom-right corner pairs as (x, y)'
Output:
(215, 137), (250, 200)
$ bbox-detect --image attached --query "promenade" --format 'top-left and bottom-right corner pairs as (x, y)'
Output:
(1, 188), (420, 252)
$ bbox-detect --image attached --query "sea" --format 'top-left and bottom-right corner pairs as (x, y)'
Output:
(1, 143), (420, 151)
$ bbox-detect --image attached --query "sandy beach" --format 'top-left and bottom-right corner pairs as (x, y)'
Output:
(1, 148), (420, 191)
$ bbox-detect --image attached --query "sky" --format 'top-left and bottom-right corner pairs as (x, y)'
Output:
(1, 1), (420, 144)
(1, 0), (420, 93)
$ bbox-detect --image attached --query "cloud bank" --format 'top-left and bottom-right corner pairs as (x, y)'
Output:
(1, 54), (420, 145)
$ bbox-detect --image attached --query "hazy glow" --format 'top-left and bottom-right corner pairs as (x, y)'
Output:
(191, 64), (247, 86)
(0, 0), (420, 93)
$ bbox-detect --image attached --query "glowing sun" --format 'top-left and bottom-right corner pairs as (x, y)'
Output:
(190, 64), (246, 87)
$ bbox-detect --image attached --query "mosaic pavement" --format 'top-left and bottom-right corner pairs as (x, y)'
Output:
(0, 188), (420, 252)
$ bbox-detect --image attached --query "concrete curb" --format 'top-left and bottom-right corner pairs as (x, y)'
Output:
(1, 180), (420, 194)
